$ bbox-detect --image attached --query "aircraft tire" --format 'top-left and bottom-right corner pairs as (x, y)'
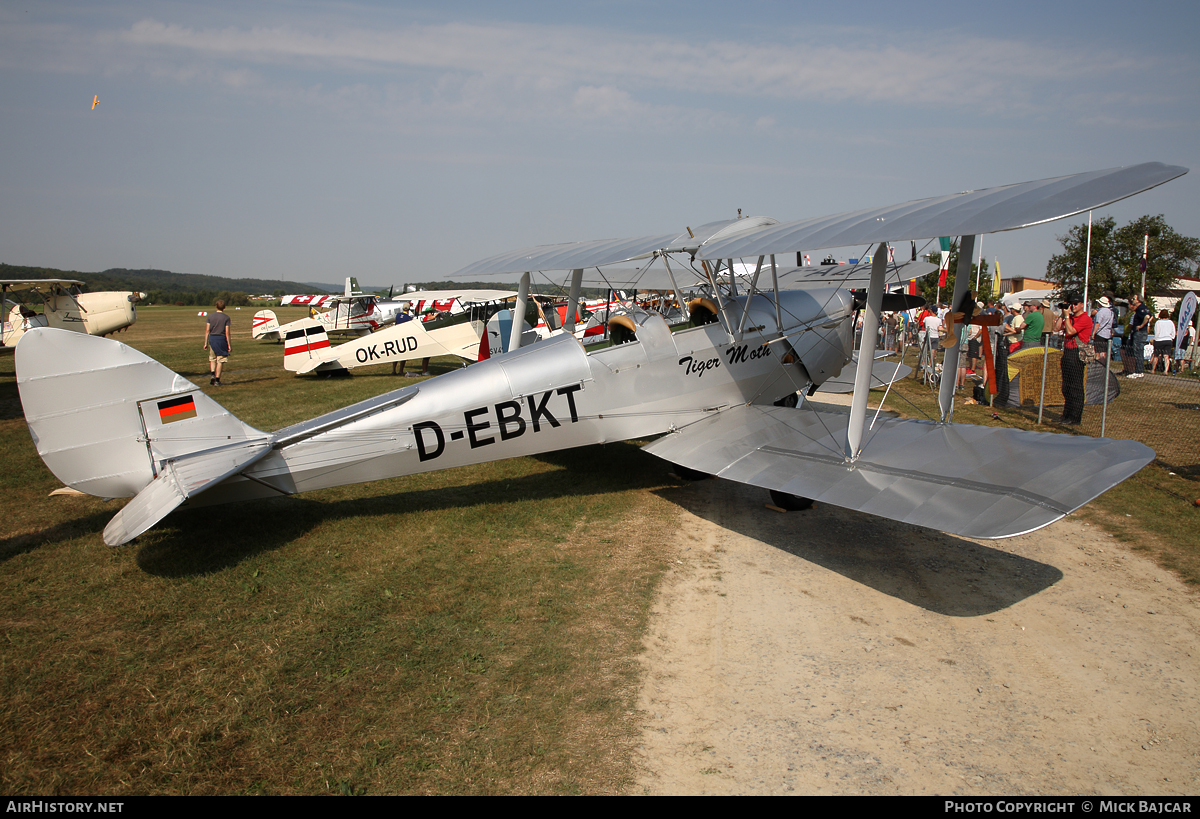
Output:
(769, 490), (814, 511)
(774, 392), (799, 408)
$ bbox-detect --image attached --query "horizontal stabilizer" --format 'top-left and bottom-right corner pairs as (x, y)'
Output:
(643, 405), (1153, 539)
(102, 440), (272, 546)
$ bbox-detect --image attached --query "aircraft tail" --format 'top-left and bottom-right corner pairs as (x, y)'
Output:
(283, 319), (331, 372)
(17, 328), (271, 545)
(252, 309), (280, 340)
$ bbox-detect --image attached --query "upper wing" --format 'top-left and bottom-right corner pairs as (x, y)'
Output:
(445, 164), (1185, 287)
(643, 404), (1153, 539)
(697, 163), (1186, 260)
(0, 279), (86, 291)
(449, 216), (782, 279)
(396, 289), (517, 303)
(449, 233), (686, 279)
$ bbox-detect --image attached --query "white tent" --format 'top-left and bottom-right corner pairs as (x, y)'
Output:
(1001, 288), (1056, 307)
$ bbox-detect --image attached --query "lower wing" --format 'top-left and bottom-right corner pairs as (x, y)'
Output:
(643, 405), (1151, 539)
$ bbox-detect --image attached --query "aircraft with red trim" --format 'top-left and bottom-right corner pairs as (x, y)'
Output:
(252, 277), (410, 341)
(281, 289), (518, 375)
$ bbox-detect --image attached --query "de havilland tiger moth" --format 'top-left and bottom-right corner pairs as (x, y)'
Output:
(15, 163), (1186, 547)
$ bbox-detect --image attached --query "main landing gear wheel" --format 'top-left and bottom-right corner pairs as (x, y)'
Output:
(769, 490), (814, 511)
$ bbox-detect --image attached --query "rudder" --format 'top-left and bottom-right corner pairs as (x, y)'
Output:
(17, 328), (266, 499)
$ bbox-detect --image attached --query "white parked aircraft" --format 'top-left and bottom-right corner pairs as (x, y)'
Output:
(282, 290), (518, 374)
(1, 279), (144, 349)
(14, 164), (1185, 548)
(252, 278), (410, 341)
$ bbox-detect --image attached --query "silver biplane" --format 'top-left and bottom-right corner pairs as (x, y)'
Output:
(2, 279), (144, 349)
(15, 163), (1185, 547)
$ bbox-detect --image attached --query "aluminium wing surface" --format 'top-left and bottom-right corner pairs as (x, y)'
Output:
(643, 405), (1154, 540)
(697, 163), (1187, 259)
(450, 233), (686, 279)
(397, 289), (517, 303)
(448, 217), (781, 280)
(776, 259), (938, 288)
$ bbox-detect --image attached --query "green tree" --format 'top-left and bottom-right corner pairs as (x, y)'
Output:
(1045, 215), (1200, 303)
(920, 241), (990, 307)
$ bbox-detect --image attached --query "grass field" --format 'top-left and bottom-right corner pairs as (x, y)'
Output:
(2, 309), (1196, 794)
(0, 307), (681, 795)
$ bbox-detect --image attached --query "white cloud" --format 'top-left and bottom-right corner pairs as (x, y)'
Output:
(106, 17), (1174, 118)
(0, 10), (1191, 138)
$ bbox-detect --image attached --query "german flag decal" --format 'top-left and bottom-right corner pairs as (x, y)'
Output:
(157, 394), (197, 424)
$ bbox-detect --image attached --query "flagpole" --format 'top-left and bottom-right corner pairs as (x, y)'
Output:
(1141, 234), (1149, 298)
(1084, 210), (1092, 302)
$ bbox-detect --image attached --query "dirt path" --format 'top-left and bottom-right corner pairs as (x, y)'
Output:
(634, 478), (1200, 795)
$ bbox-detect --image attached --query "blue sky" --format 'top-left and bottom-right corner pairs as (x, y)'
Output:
(2, 1), (1197, 289)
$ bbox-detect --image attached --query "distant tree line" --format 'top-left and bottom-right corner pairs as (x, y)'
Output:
(0, 264), (328, 307)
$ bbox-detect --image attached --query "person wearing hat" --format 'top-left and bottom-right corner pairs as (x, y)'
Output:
(1054, 294), (1092, 426)
(1040, 299), (1059, 347)
(1093, 295), (1115, 365)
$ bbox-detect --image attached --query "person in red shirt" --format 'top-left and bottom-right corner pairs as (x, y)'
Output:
(1054, 294), (1092, 426)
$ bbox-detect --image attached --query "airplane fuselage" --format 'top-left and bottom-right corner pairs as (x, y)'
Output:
(196, 288), (853, 506)
(4, 289), (139, 346)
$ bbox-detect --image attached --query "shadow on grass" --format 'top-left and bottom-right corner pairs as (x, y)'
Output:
(654, 477), (1062, 617)
(0, 509), (117, 563)
(0, 378), (24, 421)
(133, 441), (674, 577)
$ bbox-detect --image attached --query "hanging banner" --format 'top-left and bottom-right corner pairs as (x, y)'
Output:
(1177, 291), (1197, 353)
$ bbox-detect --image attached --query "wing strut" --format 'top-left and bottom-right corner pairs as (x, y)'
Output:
(660, 253), (686, 325)
(564, 268), (583, 333)
(770, 255), (783, 333)
(509, 271), (530, 352)
(845, 242), (888, 459)
(702, 259), (736, 343)
(735, 256), (765, 339)
(938, 234), (975, 422)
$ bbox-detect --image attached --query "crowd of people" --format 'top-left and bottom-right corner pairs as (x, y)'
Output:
(871, 289), (1199, 427)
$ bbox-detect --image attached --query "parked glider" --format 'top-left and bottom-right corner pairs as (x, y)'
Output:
(15, 163), (1185, 548)
(2, 279), (144, 349)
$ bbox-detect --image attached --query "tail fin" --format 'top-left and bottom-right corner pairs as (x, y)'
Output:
(252, 309), (280, 339)
(17, 328), (270, 543)
(283, 319), (331, 372)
